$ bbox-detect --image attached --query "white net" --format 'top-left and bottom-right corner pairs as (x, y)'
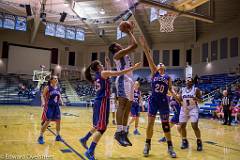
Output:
(159, 12), (178, 32)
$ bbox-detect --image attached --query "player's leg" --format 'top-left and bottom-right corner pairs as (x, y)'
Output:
(114, 97), (128, 146)
(55, 105), (62, 141)
(143, 96), (158, 157)
(122, 100), (133, 145)
(159, 122), (175, 142)
(160, 113), (176, 158)
(143, 116), (155, 157)
(134, 115), (140, 135)
(190, 108), (202, 151)
(179, 108), (189, 149)
(80, 127), (97, 150)
(38, 120), (50, 144)
(85, 98), (110, 160)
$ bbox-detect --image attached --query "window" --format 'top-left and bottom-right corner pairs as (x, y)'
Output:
(150, 7), (158, 22)
(68, 52), (75, 66)
(186, 49), (192, 65)
(153, 50), (160, 65)
(116, 27), (127, 40)
(15, 16), (27, 31)
(92, 52), (98, 62)
(66, 27), (76, 40)
(162, 50), (170, 66)
(230, 37), (238, 57)
(172, 49), (180, 66)
(45, 23), (56, 36)
(143, 52), (149, 67)
(211, 40), (218, 61)
(202, 43), (208, 62)
(220, 38), (228, 59)
(76, 28), (85, 41)
(56, 24), (65, 38)
(3, 14), (15, 30)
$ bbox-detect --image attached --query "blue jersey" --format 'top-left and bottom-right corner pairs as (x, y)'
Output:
(170, 99), (181, 115)
(94, 72), (110, 99)
(47, 85), (61, 105)
(133, 89), (141, 104)
(151, 72), (170, 97)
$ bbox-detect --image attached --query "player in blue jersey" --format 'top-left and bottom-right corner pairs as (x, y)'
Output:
(80, 60), (140, 160)
(38, 75), (64, 144)
(139, 37), (176, 158)
(108, 22), (138, 147)
(128, 81), (144, 135)
(159, 88), (181, 142)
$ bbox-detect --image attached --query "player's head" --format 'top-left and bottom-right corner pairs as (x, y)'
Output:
(85, 60), (103, 83)
(109, 42), (123, 55)
(157, 63), (166, 74)
(134, 81), (140, 89)
(223, 90), (228, 96)
(186, 77), (193, 87)
(48, 75), (58, 86)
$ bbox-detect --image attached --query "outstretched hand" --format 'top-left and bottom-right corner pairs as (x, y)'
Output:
(133, 62), (141, 69)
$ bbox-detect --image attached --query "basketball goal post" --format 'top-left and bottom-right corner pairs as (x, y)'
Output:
(33, 65), (51, 90)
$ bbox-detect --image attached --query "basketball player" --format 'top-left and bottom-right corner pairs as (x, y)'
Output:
(128, 81), (144, 135)
(108, 21), (137, 146)
(159, 88), (181, 142)
(110, 93), (117, 125)
(80, 60), (140, 160)
(139, 37), (176, 158)
(174, 77), (203, 151)
(38, 75), (64, 144)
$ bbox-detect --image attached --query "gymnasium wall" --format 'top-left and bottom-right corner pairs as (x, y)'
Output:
(191, 17), (240, 76)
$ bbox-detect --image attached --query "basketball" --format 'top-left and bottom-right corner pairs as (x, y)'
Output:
(119, 21), (132, 33)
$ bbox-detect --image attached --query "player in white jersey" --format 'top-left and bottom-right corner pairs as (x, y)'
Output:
(172, 77), (203, 151)
(108, 22), (138, 147)
(110, 93), (117, 125)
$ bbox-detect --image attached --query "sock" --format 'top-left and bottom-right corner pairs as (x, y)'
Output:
(167, 141), (173, 147)
(88, 142), (97, 154)
(123, 126), (128, 132)
(146, 139), (151, 145)
(82, 132), (92, 141)
(197, 139), (202, 144)
(116, 125), (123, 132)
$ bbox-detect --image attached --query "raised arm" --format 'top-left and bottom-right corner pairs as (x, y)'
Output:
(105, 56), (111, 70)
(194, 88), (203, 103)
(101, 62), (141, 79)
(139, 36), (157, 75)
(113, 31), (138, 60)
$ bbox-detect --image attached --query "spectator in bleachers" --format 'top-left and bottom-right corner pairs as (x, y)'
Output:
(221, 90), (232, 125)
(212, 104), (224, 122)
(194, 74), (200, 86)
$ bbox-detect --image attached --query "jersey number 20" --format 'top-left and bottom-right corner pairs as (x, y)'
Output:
(155, 84), (165, 93)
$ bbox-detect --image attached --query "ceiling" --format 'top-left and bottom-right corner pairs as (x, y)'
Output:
(0, 0), (239, 46)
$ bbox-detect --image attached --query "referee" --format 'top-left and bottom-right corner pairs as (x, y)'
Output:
(221, 90), (232, 125)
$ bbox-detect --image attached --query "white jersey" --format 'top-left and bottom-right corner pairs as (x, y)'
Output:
(181, 86), (198, 109)
(114, 55), (134, 101)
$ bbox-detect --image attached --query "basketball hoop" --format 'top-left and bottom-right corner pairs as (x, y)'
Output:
(158, 11), (178, 33)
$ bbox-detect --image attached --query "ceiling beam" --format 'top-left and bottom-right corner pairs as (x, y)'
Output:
(127, 1), (152, 49)
(68, 0), (111, 45)
(139, 0), (214, 23)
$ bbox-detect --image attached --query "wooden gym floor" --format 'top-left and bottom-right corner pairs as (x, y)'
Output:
(0, 106), (239, 160)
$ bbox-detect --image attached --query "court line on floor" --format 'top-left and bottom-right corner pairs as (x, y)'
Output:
(47, 128), (86, 160)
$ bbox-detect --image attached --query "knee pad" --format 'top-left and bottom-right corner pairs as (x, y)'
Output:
(162, 122), (170, 133)
(97, 129), (106, 134)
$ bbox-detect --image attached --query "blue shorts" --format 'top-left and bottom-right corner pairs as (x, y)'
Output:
(93, 97), (110, 131)
(170, 113), (180, 124)
(131, 102), (140, 117)
(45, 103), (61, 121)
(148, 96), (170, 121)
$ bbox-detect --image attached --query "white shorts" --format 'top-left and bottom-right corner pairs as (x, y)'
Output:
(110, 104), (117, 113)
(179, 107), (199, 123)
